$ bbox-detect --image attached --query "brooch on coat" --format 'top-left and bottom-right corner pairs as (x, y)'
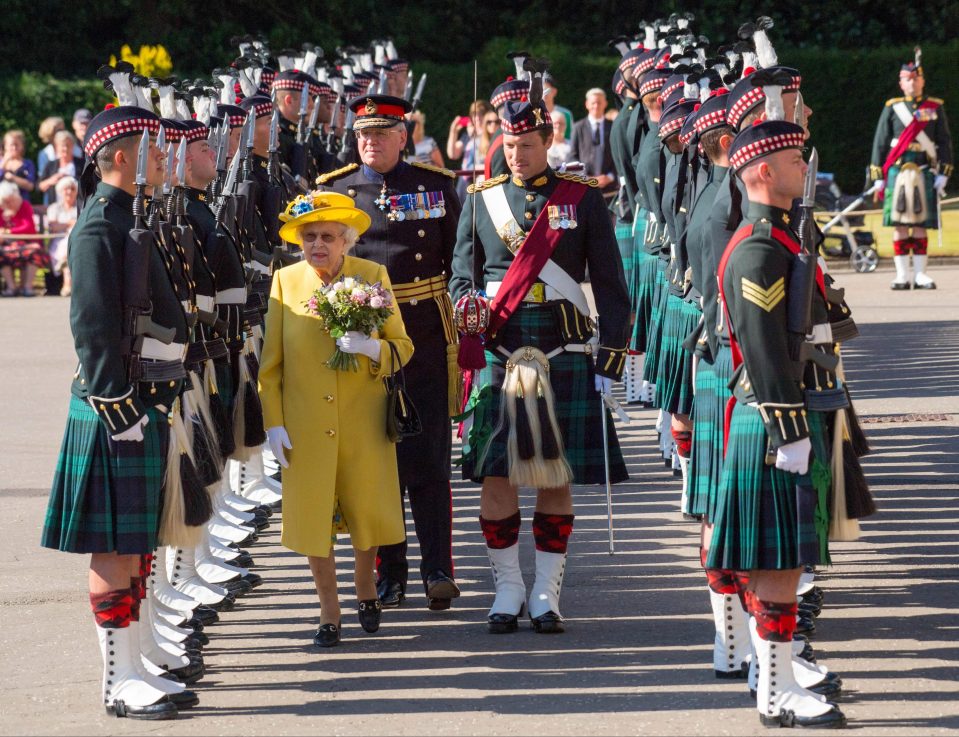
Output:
(547, 204), (578, 229)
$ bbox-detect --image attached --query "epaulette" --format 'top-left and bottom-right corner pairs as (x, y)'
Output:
(315, 163), (359, 185)
(884, 97), (905, 107)
(467, 173), (509, 194)
(411, 161), (457, 179)
(927, 97), (944, 106)
(556, 171), (600, 188)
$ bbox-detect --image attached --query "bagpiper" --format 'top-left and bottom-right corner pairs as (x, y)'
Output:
(869, 47), (952, 290)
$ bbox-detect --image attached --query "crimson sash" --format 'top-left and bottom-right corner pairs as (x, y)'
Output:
(487, 179), (586, 337)
(881, 99), (939, 179)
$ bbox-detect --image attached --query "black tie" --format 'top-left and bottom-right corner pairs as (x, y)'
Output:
(591, 122), (600, 146)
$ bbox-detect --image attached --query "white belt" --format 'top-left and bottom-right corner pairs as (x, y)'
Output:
(196, 295), (215, 312)
(249, 260), (271, 275)
(180, 300), (192, 314)
(217, 287), (247, 305)
(485, 281), (565, 302)
(141, 338), (187, 361)
(806, 323), (833, 345)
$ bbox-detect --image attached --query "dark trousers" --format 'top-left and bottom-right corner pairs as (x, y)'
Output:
(377, 478), (454, 591)
(376, 307), (454, 592)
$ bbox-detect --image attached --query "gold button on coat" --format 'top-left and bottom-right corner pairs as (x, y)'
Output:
(418, 229), (425, 237)
(525, 212), (533, 220)
(414, 253), (423, 261)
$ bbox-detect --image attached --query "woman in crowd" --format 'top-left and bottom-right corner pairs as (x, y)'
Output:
(38, 131), (85, 205)
(258, 191), (413, 648)
(36, 117), (66, 175)
(2, 130), (36, 198)
(0, 180), (42, 296)
(46, 175), (78, 296)
(406, 111), (445, 168)
(446, 99), (494, 198)
(547, 115), (572, 169)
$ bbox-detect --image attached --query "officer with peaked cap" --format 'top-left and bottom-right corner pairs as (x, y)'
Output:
(315, 94), (465, 611)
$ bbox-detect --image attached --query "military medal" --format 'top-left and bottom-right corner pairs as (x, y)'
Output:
(548, 205), (560, 229)
(375, 181), (390, 212)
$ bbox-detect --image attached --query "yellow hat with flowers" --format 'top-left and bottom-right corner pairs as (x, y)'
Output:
(278, 191), (372, 245)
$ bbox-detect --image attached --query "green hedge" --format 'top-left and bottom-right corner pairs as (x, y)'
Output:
(0, 73), (112, 197)
(2, 40), (956, 195)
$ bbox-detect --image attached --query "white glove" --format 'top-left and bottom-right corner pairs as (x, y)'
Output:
(336, 331), (381, 360)
(111, 415), (149, 443)
(594, 375), (614, 395)
(266, 426), (292, 469)
(775, 437), (812, 475)
(872, 179), (885, 194)
(934, 174), (948, 195)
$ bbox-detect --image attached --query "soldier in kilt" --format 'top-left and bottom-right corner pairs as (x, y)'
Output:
(634, 66), (671, 407)
(40, 107), (191, 720)
(451, 64), (630, 636)
(706, 110), (846, 728)
(608, 46), (647, 403)
(653, 97), (701, 505)
(869, 49), (952, 290)
(623, 50), (658, 391)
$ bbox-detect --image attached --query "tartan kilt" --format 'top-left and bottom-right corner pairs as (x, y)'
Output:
(706, 404), (831, 571)
(41, 395), (169, 555)
(687, 346), (733, 519)
(615, 218), (635, 292)
(641, 259), (669, 385)
(654, 295), (700, 415)
(461, 304), (628, 486)
(629, 249), (657, 352)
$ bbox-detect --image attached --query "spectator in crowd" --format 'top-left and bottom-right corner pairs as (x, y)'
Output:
(544, 74), (575, 139)
(447, 99), (494, 199)
(2, 130), (37, 198)
(38, 132), (85, 205)
(547, 115), (572, 169)
(0, 180), (42, 296)
(483, 110), (501, 143)
(71, 109), (91, 157)
(36, 117), (66, 175)
(568, 88), (617, 200)
(46, 175), (78, 296)
(406, 111), (445, 168)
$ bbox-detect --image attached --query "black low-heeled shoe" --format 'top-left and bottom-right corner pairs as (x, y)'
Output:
(358, 599), (383, 633)
(313, 622), (341, 648)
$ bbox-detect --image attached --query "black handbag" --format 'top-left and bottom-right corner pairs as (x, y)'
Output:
(384, 341), (421, 443)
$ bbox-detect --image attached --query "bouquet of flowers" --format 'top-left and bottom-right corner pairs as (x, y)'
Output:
(305, 276), (394, 371)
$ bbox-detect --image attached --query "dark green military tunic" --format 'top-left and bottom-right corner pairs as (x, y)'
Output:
(707, 203), (836, 571)
(450, 167), (630, 485)
(43, 182), (189, 554)
(870, 95), (953, 228)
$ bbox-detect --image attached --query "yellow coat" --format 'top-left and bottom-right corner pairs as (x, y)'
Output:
(258, 255), (414, 557)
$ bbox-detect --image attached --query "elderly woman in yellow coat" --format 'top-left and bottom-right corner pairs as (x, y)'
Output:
(258, 191), (413, 647)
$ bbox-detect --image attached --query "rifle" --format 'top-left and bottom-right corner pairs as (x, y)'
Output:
(788, 147), (839, 374)
(124, 130), (176, 382)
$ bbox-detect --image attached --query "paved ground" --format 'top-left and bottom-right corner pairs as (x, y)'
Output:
(1, 264), (957, 736)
